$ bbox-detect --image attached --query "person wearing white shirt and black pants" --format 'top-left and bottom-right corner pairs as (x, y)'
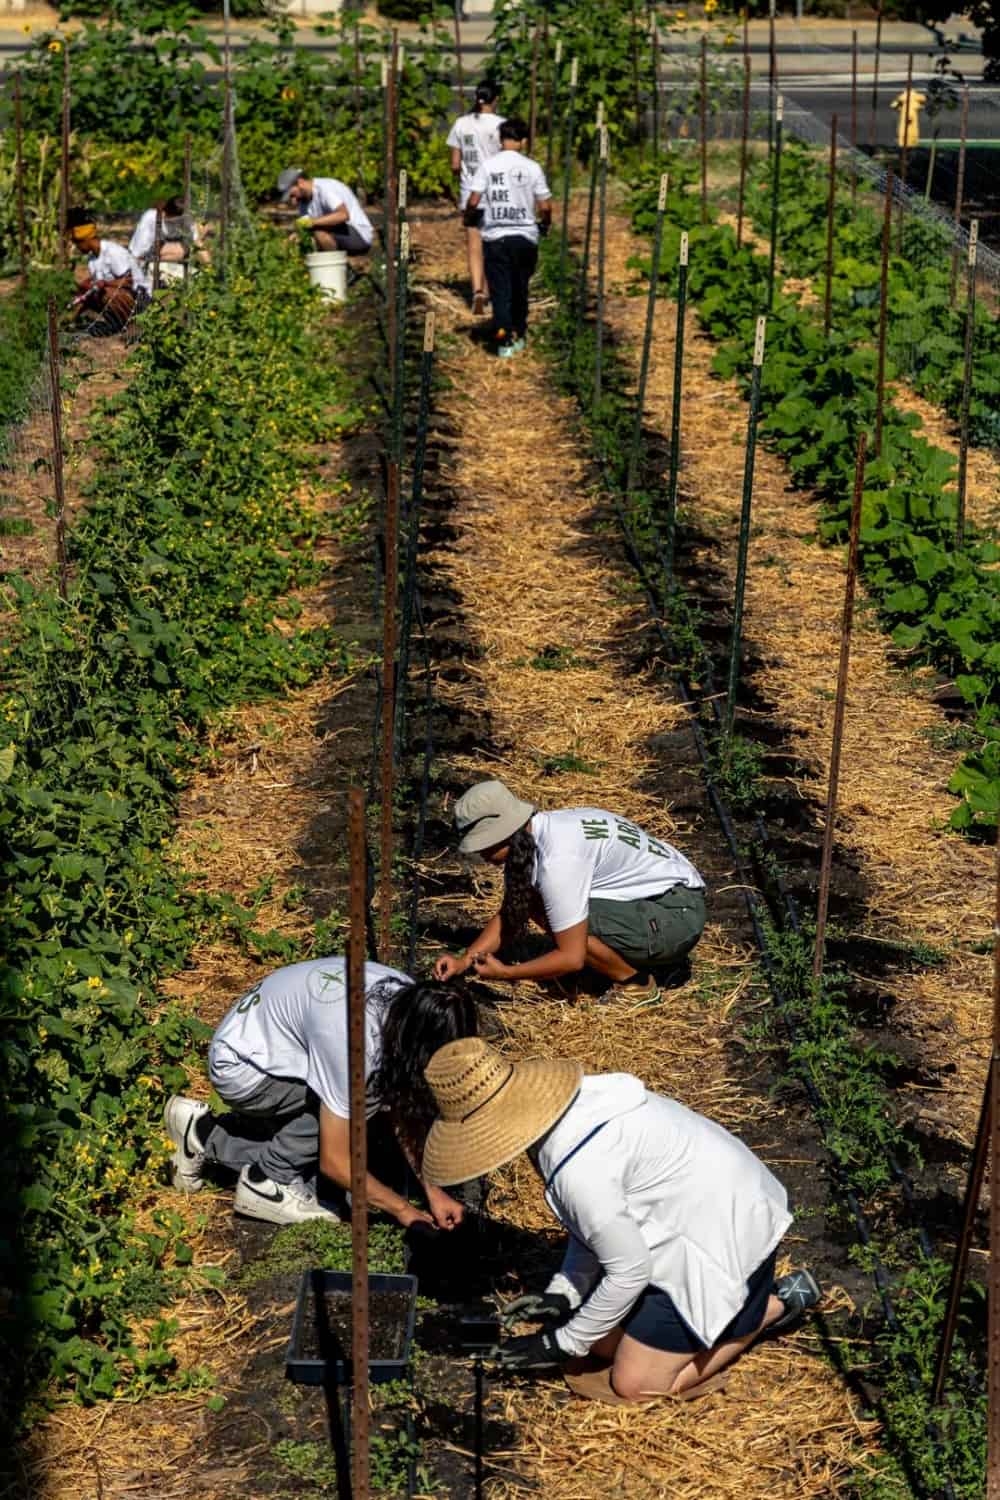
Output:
(446, 79), (504, 315)
(421, 1039), (821, 1404)
(277, 168), (374, 256)
(434, 779), (707, 1006)
(464, 117), (551, 357)
(163, 959), (477, 1230)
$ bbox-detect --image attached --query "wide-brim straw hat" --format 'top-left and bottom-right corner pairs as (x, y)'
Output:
(454, 778), (536, 854)
(422, 1038), (582, 1186)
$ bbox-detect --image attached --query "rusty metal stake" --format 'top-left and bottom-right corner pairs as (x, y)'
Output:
(724, 316), (767, 742)
(15, 72), (27, 280)
(932, 1062), (991, 1404)
(663, 230), (688, 595)
(768, 0), (776, 155)
(626, 172), (668, 498)
(220, 71), (232, 266)
(766, 94), (783, 312)
(950, 85), (969, 306)
(736, 50), (750, 249)
(868, 1), (882, 153)
(575, 103), (603, 327)
(593, 126), (608, 420)
(528, 27), (539, 150)
(956, 220), (978, 550)
(47, 299), (68, 600)
(990, 830), (1000, 1498)
(59, 43), (70, 267)
(629, 0), (642, 154)
(152, 207), (163, 294)
(699, 35), (708, 225)
(379, 460), (400, 964)
(875, 169), (893, 459)
(812, 431), (867, 982)
(453, 0), (465, 110)
(546, 38), (563, 186)
(346, 787), (371, 1500)
(850, 28), (858, 208)
(558, 57), (579, 296)
(823, 114), (838, 338)
(650, 16), (661, 157)
(385, 35), (399, 450)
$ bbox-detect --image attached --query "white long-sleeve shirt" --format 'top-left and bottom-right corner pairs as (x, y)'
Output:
(129, 207), (199, 265)
(87, 239), (152, 296)
(538, 1075), (791, 1355)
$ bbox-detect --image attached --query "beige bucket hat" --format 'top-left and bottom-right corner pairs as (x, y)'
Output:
(454, 779), (535, 854)
(422, 1038), (582, 1186)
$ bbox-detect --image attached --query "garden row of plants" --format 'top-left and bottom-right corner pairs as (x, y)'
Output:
(0, 232), (366, 1419)
(0, 269), (72, 448)
(533, 227), (985, 1500)
(627, 156), (1000, 833)
(744, 139), (1000, 450)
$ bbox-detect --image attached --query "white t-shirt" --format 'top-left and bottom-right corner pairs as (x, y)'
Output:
(468, 149), (551, 244)
(88, 239), (152, 296)
(305, 178), (374, 247)
(531, 807), (704, 934)
(129, 207), (199, 264)
(446, 111), (504, 206)
(208, 957), (410, 1117)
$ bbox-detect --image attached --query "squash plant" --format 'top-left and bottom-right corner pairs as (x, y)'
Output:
(0, 229), (364, 1416)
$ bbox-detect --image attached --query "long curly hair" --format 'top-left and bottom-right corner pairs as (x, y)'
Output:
(500, 823), (537, 945)
(368, 979), (481, 1157)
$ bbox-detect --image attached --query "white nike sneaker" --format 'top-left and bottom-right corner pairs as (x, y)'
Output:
(233, 1167), (342, 1225)
(164, 1096), (210, 1193)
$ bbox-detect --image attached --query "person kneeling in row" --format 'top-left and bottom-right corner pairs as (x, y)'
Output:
(67, 216), (152, 335)
(129, 195), (206, 274)
(422, 1039), (822, 1403)
(278, 167), (374, 257)
(165, 956), (477, 1230)
(464, 116), (551, 358)
(435, 779), (706, 1006)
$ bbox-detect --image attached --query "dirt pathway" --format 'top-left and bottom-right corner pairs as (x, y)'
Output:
(407, 215), (878, 1499)
(591, 195), (993, 1165)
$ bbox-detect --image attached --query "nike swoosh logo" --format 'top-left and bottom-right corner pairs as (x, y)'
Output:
(182, 1116), (202, 1160)
(243, 1180), (284, 1203)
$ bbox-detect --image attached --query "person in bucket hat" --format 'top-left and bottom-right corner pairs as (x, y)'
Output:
(422, 1038), (821, 1403)
(434, 779), (707, 1006)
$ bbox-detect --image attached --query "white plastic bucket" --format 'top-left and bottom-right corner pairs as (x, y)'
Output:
(157, 260), (186, 284)
(304, 249), (348, 304)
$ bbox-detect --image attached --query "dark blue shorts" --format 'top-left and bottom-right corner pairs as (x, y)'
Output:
(622, 1250), (777, 1355)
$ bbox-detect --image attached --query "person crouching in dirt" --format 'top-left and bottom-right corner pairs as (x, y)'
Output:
(129, 195), (207, 274)
(422, 1038), (822, 1403)
(277, 167), (374, 257)
(434, 779), (706, 1005)
(463, 116), (551, 358)
(164, 959), (479, 1229)
(67, 217), (152, 335)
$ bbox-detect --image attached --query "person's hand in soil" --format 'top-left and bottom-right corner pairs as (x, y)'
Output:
(425, 1185), (465, 1230)
(471, 952), (510, 980)
(433, 952), (473, 981)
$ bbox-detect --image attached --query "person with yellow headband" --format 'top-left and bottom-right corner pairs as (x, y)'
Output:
(67, 212), (152, 332)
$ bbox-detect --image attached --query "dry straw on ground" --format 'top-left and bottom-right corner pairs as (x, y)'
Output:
(410, 213), (877, 1498)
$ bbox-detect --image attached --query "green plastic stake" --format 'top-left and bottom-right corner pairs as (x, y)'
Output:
(592, 126), (608, 422)
(766, 95), (784, 313)
(626, 172), (668, 497)
(956, 220), (978, 549)
(724, 316), (767, 742)
(663, 229), (688, 594)
(558, 57), (579, 296)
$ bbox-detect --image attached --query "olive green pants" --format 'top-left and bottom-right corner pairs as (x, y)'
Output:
(588, 886), (706, 971)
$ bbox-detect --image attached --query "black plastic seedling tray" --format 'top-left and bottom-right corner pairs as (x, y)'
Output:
(285, 1269), (418, 1387)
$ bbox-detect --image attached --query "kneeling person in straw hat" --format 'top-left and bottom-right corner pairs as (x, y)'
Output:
(434, 779), (706, 1006)
(164, 959), (475, 1229)
(422, 1039), (821, 1402)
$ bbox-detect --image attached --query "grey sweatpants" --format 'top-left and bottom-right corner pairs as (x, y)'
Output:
(202, 1074), (318, 1185)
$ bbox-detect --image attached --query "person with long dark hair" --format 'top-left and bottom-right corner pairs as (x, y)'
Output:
(446, 79), (504, 314)
(129, 194), (202, 272)
(164, 959), (479, 1228)
(434, 780), (706, 1005)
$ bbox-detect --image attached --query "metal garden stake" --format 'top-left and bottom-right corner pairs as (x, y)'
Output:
(558, 57), (579, 296)
(812, 431), (867, 982)
(379, 460), (400, 963)
(347, 787), (371, 1500)
(47, 299), (68, 601)
(528, 27), (539, 148)
(724, 316), (767, 742)
(15, 73), (27, 279)
(736, 50), (750, 248)
(823, 115), (838, 337)
(575, 103), (603, 323)
(663, 231), (689, 593)
(850, 29), (858, 206)
(545, 38), (563, 185)
(453, 0), (465, 108)
(868, 0), (883, 152)
(955, 220), (978, 550)
(699, 36), (708, 225)
(60, 43), (70, 267)
(626, 172), (668, 497)
(897, 52), (913, 252)
(592, 127), (608, 421)
(875, 169), (893, 459)
(950, 86), (969, 306)
(397, 313), (436, 756)
(650, 16), (661, 157)
(766, 95), (784, 313)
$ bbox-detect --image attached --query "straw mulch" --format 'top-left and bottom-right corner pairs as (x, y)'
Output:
(589, 196), (994, 1156)
(408, 212), (878, 1499)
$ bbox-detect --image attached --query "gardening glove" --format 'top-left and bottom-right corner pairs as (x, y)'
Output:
(296, 215), (314, 229)
(492, 1329), (570, 1371)
(537, 219), (551, 237)
(500, 1292), (572, 1330)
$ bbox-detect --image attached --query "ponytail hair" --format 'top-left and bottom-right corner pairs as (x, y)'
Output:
(368, 979), (481, 1157)
(500, 823), (537, 945)
(474, 79), (499, 114)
